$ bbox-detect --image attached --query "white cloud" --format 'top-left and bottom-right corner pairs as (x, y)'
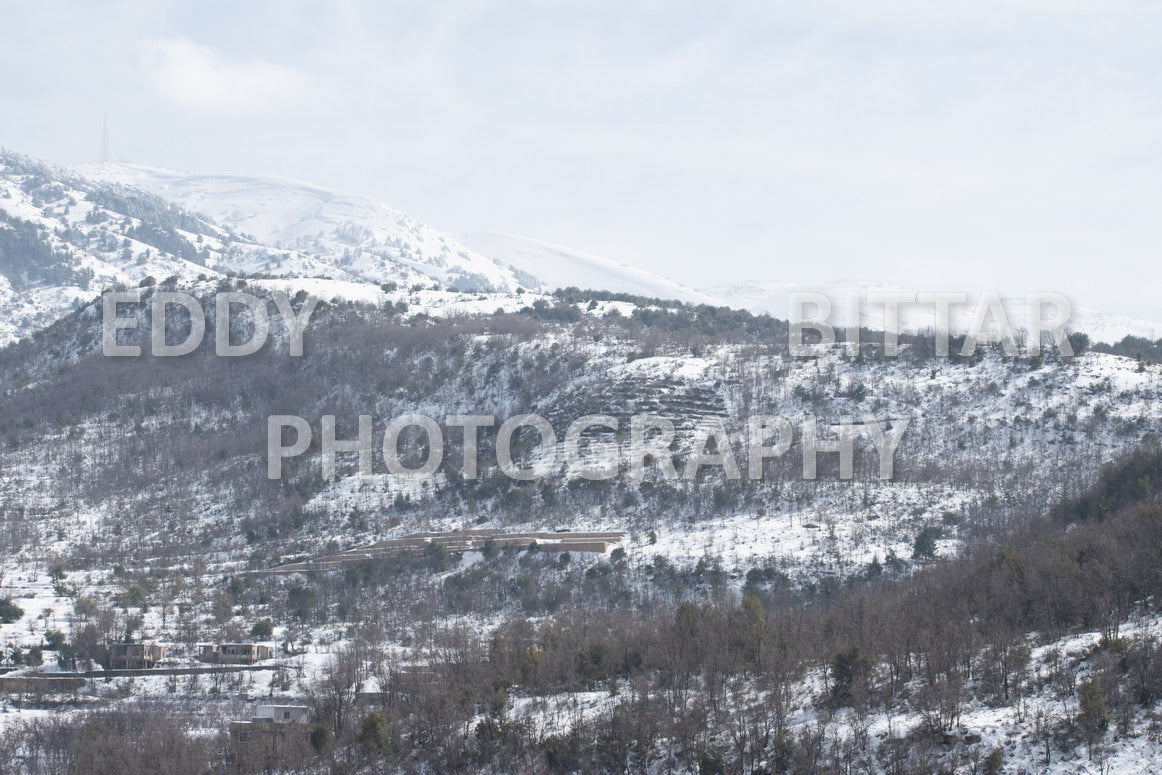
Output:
(141, 36), (319, 114)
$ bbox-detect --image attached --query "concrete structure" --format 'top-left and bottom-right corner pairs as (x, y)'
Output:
(264, 529), (628, 575)
(253, 704), (309, 723)
(200, 643), (275, 664)
(102, 642), (165, 670)
(227, 704), (311, 772)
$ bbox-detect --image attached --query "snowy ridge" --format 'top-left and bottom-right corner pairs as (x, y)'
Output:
(459, 231), (720, 304)
(83, 163), (534, 294)
(0, 152), (549, 347)
(3, 148), (1159, 354)
(0, 152), (273, 344)
(709, 280), (1162, 345)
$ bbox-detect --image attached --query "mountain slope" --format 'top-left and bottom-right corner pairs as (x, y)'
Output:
(84, 163), (536, 294)
(1, 284), (1157, 581)
(0, 152), (553, 347)
(459, 231), (720, 304)
(69, 159), (1162, 346)
(0, 151), (328, 344)
(710, 280), (1162, 345)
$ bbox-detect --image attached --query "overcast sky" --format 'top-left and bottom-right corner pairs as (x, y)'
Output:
(3, 0), (1160, 318)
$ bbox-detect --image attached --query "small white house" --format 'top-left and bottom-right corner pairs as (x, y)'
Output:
(253, 704), (309, 724)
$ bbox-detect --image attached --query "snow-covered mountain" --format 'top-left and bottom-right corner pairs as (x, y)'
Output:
(469, 231), (1162, 345)
(84, 163), (536, 294)
(459, 231), (720, 304)
(4, 148), (1159, 354)
(709, 280), (1162, 345)
(0, 151), (319, 344)
(0, 152), (550, 346)
(66, 158), (1162, 347)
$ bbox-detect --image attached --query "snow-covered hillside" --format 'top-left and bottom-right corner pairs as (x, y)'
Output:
(0, 152), (317, 344)
(460, 231), (720, 304)
(0, 152), (556, 347)
(84, 163), (535, 294)
(5, 148), (1158, 354)
(709, 280), (1162, 346)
